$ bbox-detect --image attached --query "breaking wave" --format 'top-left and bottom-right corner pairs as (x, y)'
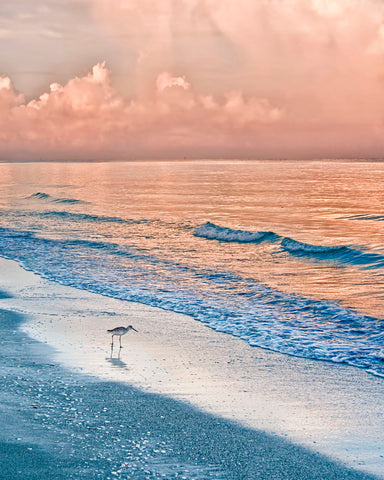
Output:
(0, 226), (383, 378)
(280, 238), (346, 254)
(195, 222), (384, 269)
(281, 238), (384, 268)
(194, 222), (279, 243)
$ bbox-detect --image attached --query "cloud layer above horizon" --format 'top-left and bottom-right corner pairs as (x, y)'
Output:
(1, 0), (384, 159)
(0, 63), (284, 160)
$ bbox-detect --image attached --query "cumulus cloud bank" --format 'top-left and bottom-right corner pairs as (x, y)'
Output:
(0, 62), (284, 160)
(2, 0), (384, 159)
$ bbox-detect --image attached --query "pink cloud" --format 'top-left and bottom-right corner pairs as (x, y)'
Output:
(156, 72), (190, 91)
(3, 0), (384, 159)
(0, 77), (24, 111)
(0, 63), (284, 160)
(80, 1), (384, 132)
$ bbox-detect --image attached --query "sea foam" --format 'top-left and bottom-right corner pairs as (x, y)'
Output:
(1, 225), (384, 378)
(194, 222), (279, 243)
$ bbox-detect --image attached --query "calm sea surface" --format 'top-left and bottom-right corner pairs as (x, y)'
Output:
(0, 160), (383, 375)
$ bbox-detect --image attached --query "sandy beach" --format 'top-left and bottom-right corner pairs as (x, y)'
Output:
(0, 256), (383, 479)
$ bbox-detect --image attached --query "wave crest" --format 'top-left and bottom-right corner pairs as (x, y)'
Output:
(41, 211), (138, 224)
(281, 238), (347, 254)
(27, 192), (86, 204)
(194, 222), (279, 243)
(344, 214), (384, 222)
(28, 192), (50, 200)
(281, 237), (384, 268)
(194, 222), (384, 270)
(1, 225), (384, 378)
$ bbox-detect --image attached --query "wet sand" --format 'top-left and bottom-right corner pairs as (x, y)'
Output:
(0, 257), (383, 479)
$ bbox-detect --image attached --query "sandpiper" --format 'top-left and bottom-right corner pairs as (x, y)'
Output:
(107, 325), (138, 349)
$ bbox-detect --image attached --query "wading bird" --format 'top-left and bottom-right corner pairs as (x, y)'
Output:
(107, 325), (138, 349)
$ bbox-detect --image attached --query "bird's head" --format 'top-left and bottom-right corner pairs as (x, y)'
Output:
(127, 325), (138, 332)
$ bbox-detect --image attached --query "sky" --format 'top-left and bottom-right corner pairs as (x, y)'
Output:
(1, 0), (384, 160)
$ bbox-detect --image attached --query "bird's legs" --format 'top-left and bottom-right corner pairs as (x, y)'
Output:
(119, 336), (122, 349)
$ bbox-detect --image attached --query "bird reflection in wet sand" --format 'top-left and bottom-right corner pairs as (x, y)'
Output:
(107, 350), (128, 367)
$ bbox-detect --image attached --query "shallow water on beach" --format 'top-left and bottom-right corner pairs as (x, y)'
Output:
(0, 160), (383, 376)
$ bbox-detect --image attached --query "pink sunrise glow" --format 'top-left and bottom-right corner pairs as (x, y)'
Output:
(1, 0), (384, 160)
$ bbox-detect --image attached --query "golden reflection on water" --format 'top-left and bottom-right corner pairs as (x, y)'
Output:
(0, 159), (383, 318)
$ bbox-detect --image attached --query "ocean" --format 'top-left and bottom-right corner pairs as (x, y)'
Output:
(0, 159), (383, 377)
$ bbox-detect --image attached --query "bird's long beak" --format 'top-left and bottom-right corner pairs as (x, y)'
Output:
(131, 326), (138, 332)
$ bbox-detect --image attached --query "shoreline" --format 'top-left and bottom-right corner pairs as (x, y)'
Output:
(0, 308), (378, 480)
(1, 257), (384, 478)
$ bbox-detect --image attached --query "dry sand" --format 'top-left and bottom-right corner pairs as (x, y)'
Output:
(0, 257), (383, 479)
